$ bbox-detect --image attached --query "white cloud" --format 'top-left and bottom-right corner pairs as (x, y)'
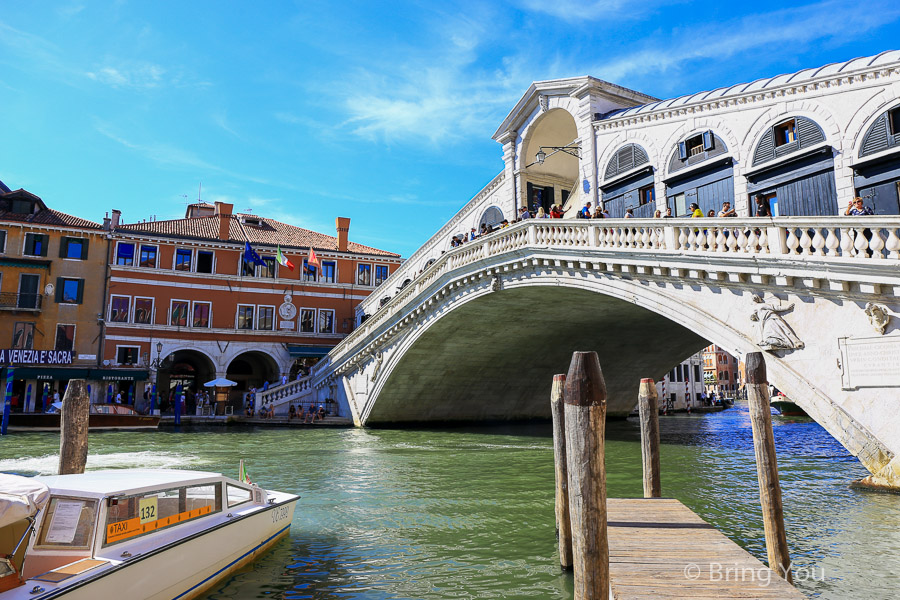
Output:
(517, 0), (669, 21)
(549, 1), (900, 92)
(86, 62), (166, 89)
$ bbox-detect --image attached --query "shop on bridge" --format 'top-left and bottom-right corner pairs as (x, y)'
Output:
(600, 144), (656, 218)
(854, 104), (900, 214)
(664, 131), (733, 217)
(746, 116), (838, 216)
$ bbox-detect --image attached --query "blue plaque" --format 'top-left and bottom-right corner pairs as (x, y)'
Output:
(582, 179), (590, 193)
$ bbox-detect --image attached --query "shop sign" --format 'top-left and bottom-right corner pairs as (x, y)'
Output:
(0, 349), (73, 365)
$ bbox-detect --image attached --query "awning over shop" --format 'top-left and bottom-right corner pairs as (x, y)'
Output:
(4, 367), (92, 380)
(1, 367), (150, 382)
(90, 368), (150, 382)
(286, 345), (333, 358)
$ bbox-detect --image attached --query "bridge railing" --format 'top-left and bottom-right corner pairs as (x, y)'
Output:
(257, 376), (313, 414)
(329, 216), (900, 363)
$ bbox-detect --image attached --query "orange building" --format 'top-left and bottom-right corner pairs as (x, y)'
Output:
(102, 202), (401, 409)
(0, 183), (111, 410)
(702, 344), (740, 394)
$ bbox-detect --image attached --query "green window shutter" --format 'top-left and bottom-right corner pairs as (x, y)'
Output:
(55, 277), (63, 303)
(76, 280), (84, 304)
(59, 238), (69, 258)
(81, 238), (90, 260)
(41, 234), (49, 257)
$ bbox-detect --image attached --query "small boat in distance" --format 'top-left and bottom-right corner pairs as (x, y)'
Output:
(5, 403), (159, 432)
(0, 468), (298, 599)
(770, 394), (808, 417)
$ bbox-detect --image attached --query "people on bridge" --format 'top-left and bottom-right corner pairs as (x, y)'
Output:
(592, 205), (604, 218)
(689, 203), (703, 218)
(718, 201), (737, 217)
(845, 196), (874, 216)
(550, 205), (563, 218)
(663, 207), (673, 218)
(579, 202), (592, 218)
(519, 206), (532, 219)
(654, 209), (662, 218)
(845, 196), (875, 256)
(754, 195), (772, 217)
(706, 209), (715, 217)
(625, 208), (634, 218)
(536, 207), (548, 218)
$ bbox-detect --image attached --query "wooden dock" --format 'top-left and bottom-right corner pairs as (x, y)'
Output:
(607, 498), (805, 599)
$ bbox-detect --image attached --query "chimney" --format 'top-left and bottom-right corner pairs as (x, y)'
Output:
(336, 217), (350, 252)
(110, 209), (121, 229)
(216, 202), (233, 241)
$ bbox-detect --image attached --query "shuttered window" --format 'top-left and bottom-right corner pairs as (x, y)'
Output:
(24, 233), (48, 257)
(56, 277), (84, 304)
(60, 237), (89, 260)
(604, 144), (650, 180)
(752, 116), (825, 166)
(859, 106), (900, 158)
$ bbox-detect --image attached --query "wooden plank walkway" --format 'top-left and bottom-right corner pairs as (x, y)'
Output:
(607, 498), (805, 599)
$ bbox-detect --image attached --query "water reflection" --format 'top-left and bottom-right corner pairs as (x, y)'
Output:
(2, 401), (899, 599)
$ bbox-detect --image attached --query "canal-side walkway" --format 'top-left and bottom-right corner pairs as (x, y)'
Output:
(608, 497), (805, 598)
(159, 415), (352, 427)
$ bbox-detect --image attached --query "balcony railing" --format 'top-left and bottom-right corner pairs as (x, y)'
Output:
(0, 292), (43, 311)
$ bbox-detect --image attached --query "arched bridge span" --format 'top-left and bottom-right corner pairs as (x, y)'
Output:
(281, 217), (900, 487)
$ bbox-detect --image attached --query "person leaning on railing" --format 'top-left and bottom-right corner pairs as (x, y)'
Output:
(845, 196), (875, 256)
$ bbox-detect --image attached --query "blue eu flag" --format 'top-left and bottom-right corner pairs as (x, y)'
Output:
(243, 241), (266, 266)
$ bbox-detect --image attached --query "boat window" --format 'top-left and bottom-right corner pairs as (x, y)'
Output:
(226, 483), (252, 508)
(35, 496), (98, 550)
(104, 483), (222, 546)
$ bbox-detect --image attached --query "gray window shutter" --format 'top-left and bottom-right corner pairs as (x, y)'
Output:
(81, 238), (89, 260)
(678, 141), (687, 160)
(59, 238), (68, 258)
(76, 280), (84, 304)
(702, 130), (714, 151)
(55, 277), (63, 302)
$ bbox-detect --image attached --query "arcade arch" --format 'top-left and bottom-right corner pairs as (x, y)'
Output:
(520, 108), (580, 213)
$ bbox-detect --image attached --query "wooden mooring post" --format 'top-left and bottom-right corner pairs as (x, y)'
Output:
(745, 352), (793, 584)
(638, 378), (661, 498)
(550, 374), (573, 570)
(563, 351), (608, 600)
(59, 379), (90, 475)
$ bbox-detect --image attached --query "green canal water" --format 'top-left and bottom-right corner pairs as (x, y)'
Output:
(2, 401), (899, 599)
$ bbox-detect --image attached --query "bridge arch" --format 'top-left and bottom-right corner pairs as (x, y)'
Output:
(519, 107), (581, 213)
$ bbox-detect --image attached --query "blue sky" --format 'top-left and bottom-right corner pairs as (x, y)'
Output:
(1, 1), (899, 257)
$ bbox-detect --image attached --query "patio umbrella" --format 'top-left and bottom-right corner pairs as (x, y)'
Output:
(203, 377), (238, 387)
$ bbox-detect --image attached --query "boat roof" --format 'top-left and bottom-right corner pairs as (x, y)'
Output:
(35, 469), (225, 498)
(0, 474), (50, 528)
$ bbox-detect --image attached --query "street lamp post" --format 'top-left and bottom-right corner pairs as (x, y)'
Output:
(148, 342), (164, 414)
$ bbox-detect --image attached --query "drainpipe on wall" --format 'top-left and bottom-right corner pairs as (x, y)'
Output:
(96, 223), (114, 379)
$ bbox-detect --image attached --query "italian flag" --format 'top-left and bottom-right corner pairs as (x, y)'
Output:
(276, 245), (294, 270)
(238, 459), (252, 485)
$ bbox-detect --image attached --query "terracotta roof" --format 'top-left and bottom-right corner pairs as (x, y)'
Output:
(116, 213), (400, 257)
(0, 190), (104, 230)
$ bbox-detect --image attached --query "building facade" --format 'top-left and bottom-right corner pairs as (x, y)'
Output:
(654, 352), (705, 412)
(371, 51), (900, 289)
(702, 345), (740, 395)
(103, 201), (401, 409)
(0, 183), (112, 410)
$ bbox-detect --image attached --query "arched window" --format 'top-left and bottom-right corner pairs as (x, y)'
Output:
(752, 116), (825, 166)
(668, 131), (729, 174)
(479, 206), (504, 228)
(859, 104), (900, 158)
(603, 144), (650, 180)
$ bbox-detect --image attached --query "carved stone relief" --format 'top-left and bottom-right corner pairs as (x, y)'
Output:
(865, 302), (891, 335)
(749, 293), (804, 352)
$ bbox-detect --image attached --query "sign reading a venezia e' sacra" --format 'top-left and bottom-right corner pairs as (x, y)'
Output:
(0, 349), (73, 365)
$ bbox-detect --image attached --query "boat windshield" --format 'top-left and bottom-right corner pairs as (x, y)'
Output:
(104, 483), (222, 546)
(34, 496), (98, 550)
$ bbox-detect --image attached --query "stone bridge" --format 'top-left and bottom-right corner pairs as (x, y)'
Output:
(263, 216), (900, 488)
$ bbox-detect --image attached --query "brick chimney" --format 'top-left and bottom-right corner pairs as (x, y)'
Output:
(216, 202), (233, 241)
(336, 217), (350, 252)
(110, 209), (121, 229)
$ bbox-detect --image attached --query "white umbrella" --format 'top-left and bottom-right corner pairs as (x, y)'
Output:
(203, 377), (238, 387)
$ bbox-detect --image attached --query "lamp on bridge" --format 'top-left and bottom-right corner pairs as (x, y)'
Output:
(528, 142), (581, 168)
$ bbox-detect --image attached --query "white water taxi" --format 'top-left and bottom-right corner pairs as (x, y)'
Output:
(0, 469), (298, 600)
